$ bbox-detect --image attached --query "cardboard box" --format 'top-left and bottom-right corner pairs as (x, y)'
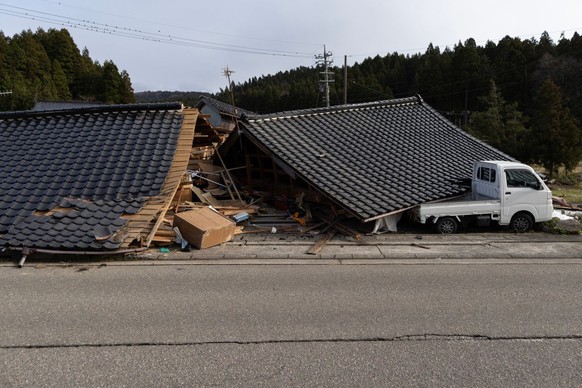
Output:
(173, 207), (235, 249)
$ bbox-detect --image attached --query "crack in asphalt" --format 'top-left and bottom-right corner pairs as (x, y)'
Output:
(3, 334), (582, 350)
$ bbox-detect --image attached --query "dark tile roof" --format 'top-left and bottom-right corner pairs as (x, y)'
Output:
(0, 102), (184, 250)
(5, 198), (142, 250)
(196, 96), (254, 117)
(239, 96), (515, 221)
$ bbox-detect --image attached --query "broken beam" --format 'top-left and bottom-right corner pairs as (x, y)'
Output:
(306, 230), (337, 255)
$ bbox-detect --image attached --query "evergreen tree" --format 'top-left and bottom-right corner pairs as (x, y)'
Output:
(536, 31), (557, 57)
(415, 43), (450, 108)
(450, 38), (490, 120)
(489, 36), (529, 106)
(101, 60), (123, 103)
(470, 80), (528, 160)
(52, 59), (72, 100)
(37, 28), (81, 87)
(0, 32), (10, 110)
(73, 47), (102, 100)
(119, 70), (136, 103)
(532, 53), (582, 122)
(530, 79), (582, 176)
(0, 28), (135, 109)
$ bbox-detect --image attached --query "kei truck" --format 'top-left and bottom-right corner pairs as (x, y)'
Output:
(413, 161), (554, 233)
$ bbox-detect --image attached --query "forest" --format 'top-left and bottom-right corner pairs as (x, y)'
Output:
(0, 28), (135, 111)
(1, 27), (581, 176)
(216, 32), (582, 177)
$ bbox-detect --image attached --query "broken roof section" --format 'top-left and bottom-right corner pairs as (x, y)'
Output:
(239, 96), (515, 222)
(0, 102), (197, 250)
(196, 96), (254, 131)
(196, 96), (254, 118)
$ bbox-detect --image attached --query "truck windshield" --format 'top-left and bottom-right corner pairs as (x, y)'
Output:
(505, 169), (540, 189)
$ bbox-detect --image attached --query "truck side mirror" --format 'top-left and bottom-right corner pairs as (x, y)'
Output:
(525, 181), (542, 190)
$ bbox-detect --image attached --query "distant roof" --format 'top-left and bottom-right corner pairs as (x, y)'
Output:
(31, 100), (104, 111)
(196, 96), (254, 118)
(239, 96), (515, 222)
(0, 102), (194, 250)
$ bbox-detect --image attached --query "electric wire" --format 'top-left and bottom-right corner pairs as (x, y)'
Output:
(35, 0), (320, 49)
(0, 4), (314, 58)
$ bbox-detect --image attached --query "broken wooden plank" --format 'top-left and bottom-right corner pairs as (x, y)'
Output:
(153, 229), (176, 237)
(192, 186), (221, 207)
(307, 230), (337, 255)
(213, 144), (245, 206)
(411, 242), (431, 250)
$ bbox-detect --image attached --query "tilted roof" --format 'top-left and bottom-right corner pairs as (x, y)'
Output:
(0, 102), (195, 250)
(239, 96), (515, 222)
(196, 96), (254, 118)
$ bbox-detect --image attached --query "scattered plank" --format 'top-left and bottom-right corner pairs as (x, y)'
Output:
(410, 242), (431, 250)
(307, 230), (337, 255)
(192, 186), (221, 207)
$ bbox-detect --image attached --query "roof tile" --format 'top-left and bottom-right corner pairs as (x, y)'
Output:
(0, 103), (184, 250)
(240, 96), (514, 221)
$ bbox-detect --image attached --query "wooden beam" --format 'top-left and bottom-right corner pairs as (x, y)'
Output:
(307, 230), (337, 255)
(134, 108), (198, 248)
(213, 144), (245, 207)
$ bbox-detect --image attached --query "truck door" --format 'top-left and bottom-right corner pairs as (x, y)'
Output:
(501, 168), (548, 222)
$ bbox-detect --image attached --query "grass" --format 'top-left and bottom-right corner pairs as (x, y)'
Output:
(549, 182), (582, 205)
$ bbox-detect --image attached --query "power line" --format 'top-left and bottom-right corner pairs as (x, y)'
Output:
(35, 0), (321, 50)
(0, 4), (314, 58)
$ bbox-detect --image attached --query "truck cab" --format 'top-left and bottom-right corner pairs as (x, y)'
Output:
(475, 161), (553, 226)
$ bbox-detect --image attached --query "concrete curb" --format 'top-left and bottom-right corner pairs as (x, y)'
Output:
(1, 233), (580, 267)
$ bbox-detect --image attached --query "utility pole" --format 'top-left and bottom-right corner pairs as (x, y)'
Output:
(343, 55), (348, 105)
(0, 90), (12, 96)
(315, 45), (333, 107)
(220, 66), (245, 206)
(222, 66), (237, 116)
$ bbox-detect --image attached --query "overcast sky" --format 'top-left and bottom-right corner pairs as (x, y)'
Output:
(1, 0), (581, 93)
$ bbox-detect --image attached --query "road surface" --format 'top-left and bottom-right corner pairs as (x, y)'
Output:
(1, 262), (581, 386)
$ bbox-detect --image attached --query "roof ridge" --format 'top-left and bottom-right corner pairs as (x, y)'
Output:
(0, 102), (184, 118)
(245, 95), (422, 122)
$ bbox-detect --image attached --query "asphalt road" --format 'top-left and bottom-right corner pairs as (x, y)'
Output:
(1, 263), (582, 386)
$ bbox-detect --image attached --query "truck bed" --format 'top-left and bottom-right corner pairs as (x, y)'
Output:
(416, 193), (501, 222)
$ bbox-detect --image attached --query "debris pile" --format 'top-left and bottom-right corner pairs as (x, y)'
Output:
(150, 163), (365, 252)
(550, 196), (582, 234)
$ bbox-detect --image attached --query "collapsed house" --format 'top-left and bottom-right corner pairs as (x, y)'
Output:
(218, 95), (514, 233)
(0, 102), (226, 262)
(1, 95), (518, 262)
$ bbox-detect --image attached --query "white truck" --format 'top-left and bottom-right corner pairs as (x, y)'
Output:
(413, 161), (554, 233)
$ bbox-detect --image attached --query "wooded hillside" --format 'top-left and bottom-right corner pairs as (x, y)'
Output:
(217, 32), (582, 175)
(0, 28), (135, 111)
(1, 27), (580, 175)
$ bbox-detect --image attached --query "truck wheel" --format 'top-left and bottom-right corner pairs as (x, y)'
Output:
(510, 212), (533, 233)
(435, 217), (458, 234)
